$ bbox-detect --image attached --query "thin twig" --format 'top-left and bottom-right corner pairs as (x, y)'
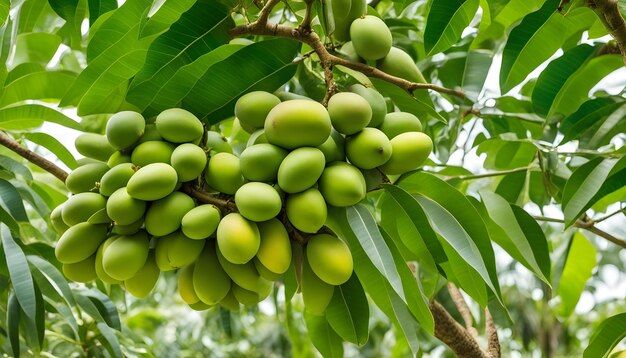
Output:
(485, 308), (501, 358)
(298, 0), (314, 32)
(448, 283), (479, 337)
(587, 0), (626, 65)
(450, 166), (531, 181)
(0, 132), (68, 182)
(533, 215), (626, 249)
(593, 206), (626, 223)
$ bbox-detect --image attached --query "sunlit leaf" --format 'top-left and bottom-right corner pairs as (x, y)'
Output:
(554, 233), (596, 317)
(584, 313), (626, 358)
(23, 132), (77, 169)
(424, 0), (479, 55)
(325, 273), (369, 346)
(2, 225), (37, 322)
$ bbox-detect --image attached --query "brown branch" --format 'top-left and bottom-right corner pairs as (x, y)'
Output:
(533, 216), (626, 249)
(587, 0), (626, 65)
(180, 184), (237, 212)
(448, 283), (479, 337)
(299, 0), (314, 32)
(0, 132), (68, 182)
(485, 308), (501, 358)
(430, 301), (489, 358)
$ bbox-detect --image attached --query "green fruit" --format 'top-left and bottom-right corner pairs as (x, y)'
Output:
(264, 100), (331, 149)
(102, 230), (150, 281)
(193, 243), (231, 305)
(62, 192), (107, 226)
(111, 217), (144, 235)
(219, 289), (240, 311)
(131, 141), (176, 166)
(307, 234), (353, 285)
(217, 248), (270, 292)
(327, 92), (372, 135)
(75, 133), (115, 162)
(171, 143), (207, 182)
(106, 111), (146, 150)
(234, 182), (281, 222)
(379, 112), (422, 139)
(216, 213), (260, 264)
(256, 218), (291, 275)
(181, 204), (221, 240)
(240, 143), (287, 182)
(274, 91), (314, 102)
(339, 41), (361, 62)
(55, 223), (108, 264)
(377, 47), (427, 84)
(95, 237), (121, 284)
(317, 129), (345, 163)
(155, 235), (176, 271)
(188, 301), (213, 311)
(156, 108), (203, 143)
(205, 152), (245, 195)
(318, 162), (366, 207)
(163, 231), (205, 268)
(350, 15), (392, 61)
(349, 84), (387, 127)
(178, 264), (200, 304)
(333, 0), (366, 41)
(127, 163), (178, 201)
(106, 187), (146, 225)
(65, 162), (109, 194)
(234, 117), (256, 135)
(301, 256), (334, 315)
(379, 132), (432, 175)
(254, 259), (282, 281)
(137, 124), (162, 143)
(50, 204), (69, 234)
(285, 188), (327, 234)
(99, 163), (136, 197)
(63, 255), (97, 283)
(205, 131), (233, 155)
(234, 91), (281, 131)
(76, 158), (103, 166)
(125, 251), (160, 298)
(277, 147), (325, 193)
(232, 283), (272, 306)
(107, 151), (131, 167)
(345, 127), (392, 169)
(145, 191), (195, 236)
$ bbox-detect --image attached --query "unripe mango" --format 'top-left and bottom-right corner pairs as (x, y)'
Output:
(65, 162), (109, 194)
(332, 0), (366, 41)
(339, 41), (361, 62)
(349, 84), (387, 127)
(345, 128), (392, 169)
(178, 264), (200, 304)
(111, 217), (144, 235)
(106, 111), (145, 150)
(75, 133), (115, 162)
(137, 124), (162, 143)
(256, 218), (291, 275)
(240, 144), (287, 182)
(156, 108), (203, 143)
(63, 255), (97, 283)
(107, 151), (131, 167)
(327, 92), (372, 135)
(317, 129), (345, 163)
(131, 141), (175, 166)
(234, 117), (256, 136)
(234, 91), (281, 131)
(377, 47), (427, 84)
(188, 301), (213, 311)
(350, 16), (392, 61)
(301, 256), (334, 315)
(76, 158), (103, 166)
(285, 188), (327, 233)
(102, 231), (150, 281)
(127, 163), (178, 201)
(219, 289), (240, 311)
(171, 143), (207, 182)
(50, 204), (69, 234)
(145, 191), (195, 236)
(205, 131), (233, 155)
(254, 259), (283, 281)
(217, 248), (270, 292)
(318, 162), (366, 207)
(307, 234), (353, 285)
(163, 231), (205, 268)
(232, 283), (272, 306)
(278, 147), (325, 193)
(379, 132), (432, 175)
(106, 187), (146, 226)
(62, 192), (107, 226)
(95, 237), (121, 284)
(55, 223), (108, 264)
(217, 213), (260, 264)
(264, 100), (331, 149)
(193, 243), (231, 305)
(205, 152), (245, 195)
(124, 251), (160, 298)
(99, 163), (136, 197)
(181, 204), (221, 240)
(379, 112), (422, 139)
(155, 235), (176, 271)
(235, 182), (281, 222)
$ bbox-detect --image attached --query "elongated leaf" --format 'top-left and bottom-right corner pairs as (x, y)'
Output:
(325, 274), (369, 346)
(304, 313), (344, 358)
(97, 322), (123, 358)
(28, 255), (76, 306)
(438, 239), (488, 306)
(0, 205), (19, 233)
(1, 225), (36, 322)
(87, 0), (117, 26)
(462, 49), (493, 101)
(0, 179), (27, 221)
(560, 96), (626, 145)
(0, 0), (8, 27)
(0, 71), (76, 106)
(472, 0), (545, 48)
(0, 104), (82, 131)
(0, 156), (32, 181)
(476, 138), (536, 170)
(424, 0), (479, 55)
(7, 292), (20, 358)
(23, 132), (77, 169)
(369, 78), (446, 123)
(584, 313), (626, 358)
(140, 0), (196, 37)
(13, 32), (62, 65)
(84, 288), (121, 330)
(555, 233), (596, 317)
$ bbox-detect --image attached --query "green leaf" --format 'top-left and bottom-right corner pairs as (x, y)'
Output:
(0, 155), (32, 181)
(0, 70), (76, 106)
(462, 50), (493, 101)
(0, 204), (19, 233)
(0, 104), (83, 131)
(87, 0), (117, 26)
(424, 0), (479, 55)
(84, 288), (122, 330)
(555, 233), (596, 317)
(325, 273), (369, 346)
(7, 291), (21, 358)
(48, 0), (78, 20)
(12, 32), (62, 65)
(584, 313), (626, 358)
(495, 170), (526, 204)
(559, 97), (626, 145)
(183, 38), (300, 123)
(476, 139), (536, 170)
(141, 0), (196, 37)
(0, 0), (8, 27)
(30, 267), (79, 337)
(369, 78), (446, 123)
(5, 63), (46, 84)
(304, 313), (344, 358)
(1, 225), (37, 322)
(472, 0), (545, 48)
(27, 255), (76, 306)
(0, 178), (28, 221)
(438, 239), (488, 306)
(96, 322), (123, 358)
(23, 132), (78, 169)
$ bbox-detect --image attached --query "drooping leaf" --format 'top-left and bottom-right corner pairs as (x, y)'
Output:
(584, 313), (626, 358)
(0, 71), (76, 106)
(0, 104), (83, 131)
(0, 156), (32, 181)
(559, 96), (626, 145)
(304, 313), (344, 358)
(555, 233), (596, 317)
(438, 239), (488, 306)
(84, 288), (122, 330)
(7, 291), (21, 358)
(325, 273), (369, 346)
(424, 0), (480, 55)
(12, 32), (62, 65)
(27, 255), (76, 306)
(1, 225), (37, 322)
(495, 170), (526, 204)
(23, 132), (78, 169)
(97, 322), (123, 358)
(0, 179), (28, 221)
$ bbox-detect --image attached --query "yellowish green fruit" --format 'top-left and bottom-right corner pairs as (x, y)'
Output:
(188, 301), (213, 311)
(102, 230), (150, 281)
(301, 256), (334, 315)
(145, 192), (195, 236)
(332, 0), (366, 41)
(277, 147), (325, 193)
(234, 91), (281, 130)
(107, 151), (131, 167)
(193, 243), (231, 305)
(379, 112), (422, 139)
(233, 117), (256, 135)
(379, 132), (432, 175)
(234, 182), (281, 222)
(178, 264), (200, 304)
(155, 235), (176, 271)
(217, 248), (270, 292)
(62, 192), (107, 226)
(75, 133), (115, 162)
(205, 152), (245, 195)
(76, 158), (103, 166)
(171, 143), (207, 182)
(65, 162), (109, 194)
(264, 100), (331, 149)
(349, 84), (387, 127)
(125, 251), (160, 298)
(99, 163), (136, 197)
(240, 143), (287, 182)
(130, 141), (176, 166)
(254, 259), (282, 281)
(63, 255), (97, 282)
(318, 162), (366, 207)
(181, 204), (221, 240)
(50, 204), (69, 234)
(232, 283), (272, 306)
(127, 163), (178, 201)
(106, 111), (145, 150)
(163, 231), (205, 268)
(377, 47), (427, 84)
(137, 124), (162, 143)
(205, 131), (233, 155)
(345, 128), (392, 169)
(95, 237), (121, 284)
(106, 187), (146, 226)
(219, 289), (240, 311)
(156, 108), (203, 143)
(327, 92), (372, 135)
(111, 217), (144, 235)
(339, 41), (361, 62)
(317, 129), (345, 163)
(55, 223), (108, 264)
(216, 213), (260, 264)
(256, 218), (291, 275)
(350, 16), (392, 61)
(285, 188), (327, 233)
(307, 234), (353, 285)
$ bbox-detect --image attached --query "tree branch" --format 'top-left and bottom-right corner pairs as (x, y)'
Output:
(533, 215), (626, 249)
(485, 308), (501, 358)
(430, 301), (489, 358)
(448, 283), (478, 337)
(587, 0), (626, 65)
(446, 166), (531, 181)
(0, 132), (68, 182)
